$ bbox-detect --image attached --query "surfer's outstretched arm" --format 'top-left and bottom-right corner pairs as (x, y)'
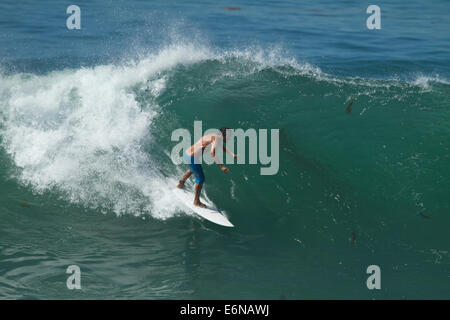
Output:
(211, 137), (230, 174)
(217, 163), (229, 174)
(222, 145), (237, 158)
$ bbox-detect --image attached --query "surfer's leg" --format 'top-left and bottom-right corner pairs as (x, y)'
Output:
(184, 152), (206, 207)
(194, 183), (206, 208)
(177, 169), (192, 188)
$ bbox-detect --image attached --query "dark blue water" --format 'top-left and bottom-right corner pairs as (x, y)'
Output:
(2, 1), (449, 76)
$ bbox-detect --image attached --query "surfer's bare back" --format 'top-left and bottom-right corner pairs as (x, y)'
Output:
(177, 127), (237, 208)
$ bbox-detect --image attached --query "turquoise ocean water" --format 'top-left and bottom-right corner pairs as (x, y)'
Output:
(0, 0), (449, 299)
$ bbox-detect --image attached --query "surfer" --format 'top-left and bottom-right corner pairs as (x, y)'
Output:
(177, 127), (237, 208)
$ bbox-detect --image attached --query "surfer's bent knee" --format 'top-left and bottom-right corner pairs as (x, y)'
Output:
(195, 175), (205, 184)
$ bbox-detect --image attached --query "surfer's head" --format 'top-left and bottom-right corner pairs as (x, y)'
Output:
(220, 127), (231, 141)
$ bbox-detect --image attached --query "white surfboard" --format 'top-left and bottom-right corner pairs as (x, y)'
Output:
(173, 187), (234, 227)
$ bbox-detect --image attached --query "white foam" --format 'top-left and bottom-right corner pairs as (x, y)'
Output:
(412, 74), (450, 89)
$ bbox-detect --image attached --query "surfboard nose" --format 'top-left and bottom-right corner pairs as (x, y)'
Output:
(173, 187), (234, 227)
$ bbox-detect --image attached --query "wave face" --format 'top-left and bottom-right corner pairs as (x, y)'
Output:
(1, 42), (449, 299)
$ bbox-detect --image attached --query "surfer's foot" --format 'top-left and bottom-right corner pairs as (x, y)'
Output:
(176, 180), (185, 189)
(193, 201), (206, 208)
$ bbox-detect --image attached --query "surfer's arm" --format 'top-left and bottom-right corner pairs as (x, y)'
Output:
(222, 146), (237, 158)
(211, 138), (230, 173)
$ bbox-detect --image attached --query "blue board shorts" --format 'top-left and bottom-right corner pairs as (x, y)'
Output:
(184, 153), (205, 184)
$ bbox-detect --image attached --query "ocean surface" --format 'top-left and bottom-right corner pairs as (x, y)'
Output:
(0, 0), (449, 299)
